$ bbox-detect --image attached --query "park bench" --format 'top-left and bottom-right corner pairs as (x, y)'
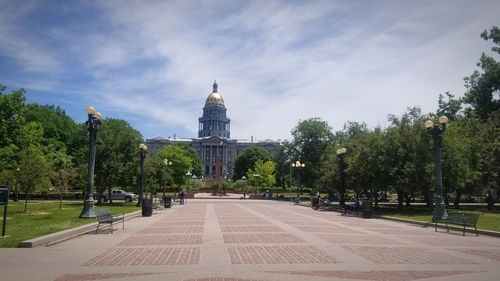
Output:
(94, 208), (124, 234)
(434, 212), (480, 236)
(153, 202), (163, 214)
(343, 200), (373, 218)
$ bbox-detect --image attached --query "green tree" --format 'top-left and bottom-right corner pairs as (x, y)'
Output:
(318, 145), (340, 200)
(157, 145), (192, 187)
(94, 119), (143, 203)
(17, 144), (52, 212)
(246, 160), (276, 193)
(384, 108), (434, 209)
(469, 113), (500, 208)
(441, 119), (471, 208)
(233, 147), (272, 180)
(464, 26), (500, 120)
(24, 103), (78, 147)
(290, 117), (334, 189)
(437, 92), (463, 121)
(177, 144), (203, 177)
(144, 153), (171, 196)
(345, 128), (388, 207)
(0, 85), (26, 172)
(273, 140), (293, 190)
(53, 168), (74, 209)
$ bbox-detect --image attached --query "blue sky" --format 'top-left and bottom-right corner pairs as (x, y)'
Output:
(1, 0), (499, 141)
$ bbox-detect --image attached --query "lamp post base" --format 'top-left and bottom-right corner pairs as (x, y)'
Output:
(79, 200), (96, 218)
(432, 203), (448, 222)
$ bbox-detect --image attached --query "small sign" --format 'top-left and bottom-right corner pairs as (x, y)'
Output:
(1, 185), (8, 237)
(0, 186), (9, 205)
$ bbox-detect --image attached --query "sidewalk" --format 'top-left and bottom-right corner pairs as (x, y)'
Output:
(1, 199), (499, 281)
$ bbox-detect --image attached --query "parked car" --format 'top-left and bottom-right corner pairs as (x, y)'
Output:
(100, 190), (137, 202)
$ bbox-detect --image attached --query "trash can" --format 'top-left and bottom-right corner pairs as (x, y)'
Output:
(163, 196), (172, 208)
(362, 200), (372, 218)
(142, 199), (153, 217)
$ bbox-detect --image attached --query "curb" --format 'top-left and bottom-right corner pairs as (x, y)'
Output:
(18, 210), (142, 248)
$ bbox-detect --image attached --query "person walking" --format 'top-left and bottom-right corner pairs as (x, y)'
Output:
(179, 190), (186, 205)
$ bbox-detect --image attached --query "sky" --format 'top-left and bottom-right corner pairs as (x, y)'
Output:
(1, 0), (499, 142)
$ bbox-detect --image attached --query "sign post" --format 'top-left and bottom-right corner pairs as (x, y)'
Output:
(0, 186), (9, 237)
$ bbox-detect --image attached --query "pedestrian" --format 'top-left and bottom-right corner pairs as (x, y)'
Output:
(179, 190), (186, 205)
(343, 198), (360, 215)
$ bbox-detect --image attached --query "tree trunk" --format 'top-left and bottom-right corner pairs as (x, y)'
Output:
(405, 192), (412, 207)
(454, 189), (461, 209)
(486, 196), (495, 210)
(59, 192), (63, 209)
(24, 193), (29, 213)
(423, 191), (433, 210)
(397, 190), (404, 210)
(97, 191), (102, 204)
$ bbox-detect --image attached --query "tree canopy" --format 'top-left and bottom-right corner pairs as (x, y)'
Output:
(464, 26), (500, 119)
(290, 117), (334, 188)
(233, 146), (272, 180)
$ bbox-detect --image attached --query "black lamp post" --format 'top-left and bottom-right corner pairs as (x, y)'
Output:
(253, 173), (260, 194)
(192, 174), (197, 190)
(136, 143), (147, 207)
(242, 176), (247, 199)
(425, 116), (449, 222)
(163, 159), (172, 197)
(80, 106), (102, 218)
(186, 171), (192, 191)
(292, 160), (305, 198)
(336, 147), (347, 207)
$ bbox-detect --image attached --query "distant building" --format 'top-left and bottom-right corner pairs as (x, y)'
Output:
(146, 81), (279, 181)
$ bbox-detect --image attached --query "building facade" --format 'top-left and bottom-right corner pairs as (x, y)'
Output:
(146, 82), (278, 181)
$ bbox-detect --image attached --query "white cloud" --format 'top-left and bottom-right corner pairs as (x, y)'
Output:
(0, 1), (60, 72)
(3, 0), (499, 141)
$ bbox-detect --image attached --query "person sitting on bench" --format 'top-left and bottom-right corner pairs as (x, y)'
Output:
(343, 199), (361, 215)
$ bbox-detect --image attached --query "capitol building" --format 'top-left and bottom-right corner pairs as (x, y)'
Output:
(146, 82), (278, 180)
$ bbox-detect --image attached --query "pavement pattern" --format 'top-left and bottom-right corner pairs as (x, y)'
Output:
(1, 200), (499, 281)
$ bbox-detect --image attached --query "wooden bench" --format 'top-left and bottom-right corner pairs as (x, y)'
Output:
(94, 208), (124, 234)
(435, 212), (480, 236)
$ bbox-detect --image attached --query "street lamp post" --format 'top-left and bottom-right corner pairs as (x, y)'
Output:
(163, 159), (172, 197)
(292, 160), (305, 198)
(186, 171), (192, 190)
(425, 116), (449, 222)
(136, 143), (148, 207)
(192, 174), (197, 191)
(336, 148), (347, 207)
(253, 173), (260, 194)
(80, 106), (102, 218)
(241, 176), (247, 199)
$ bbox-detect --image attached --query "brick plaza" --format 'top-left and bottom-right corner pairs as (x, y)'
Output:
(1, 200), (499, 281)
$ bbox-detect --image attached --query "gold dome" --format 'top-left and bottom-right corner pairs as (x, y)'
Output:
(205, 81), (225, 106)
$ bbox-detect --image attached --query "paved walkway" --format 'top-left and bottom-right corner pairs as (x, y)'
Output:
(1, 200), (499, 281)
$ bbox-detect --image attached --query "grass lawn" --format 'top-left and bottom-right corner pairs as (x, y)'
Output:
(0, 200), (140, 248)
(373, 205), (500, 232)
